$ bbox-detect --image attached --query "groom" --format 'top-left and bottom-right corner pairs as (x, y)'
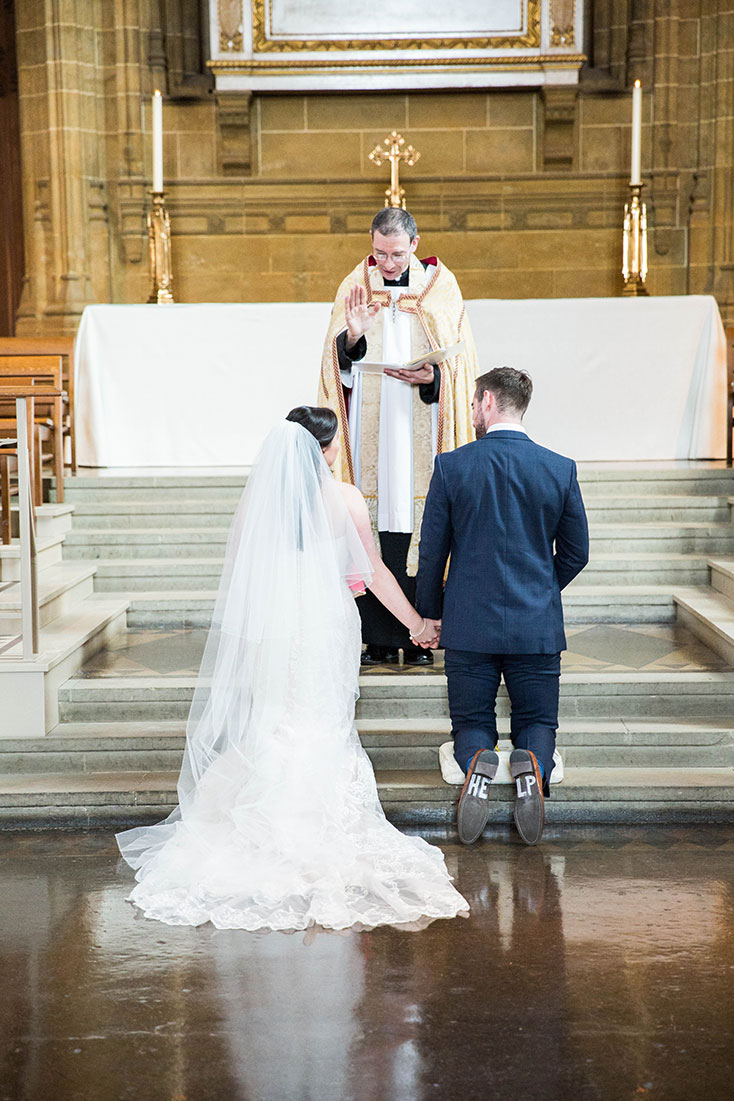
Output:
(416, 367), (589, 845)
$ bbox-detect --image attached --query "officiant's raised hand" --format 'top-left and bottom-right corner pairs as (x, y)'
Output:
(345, 284), (381, 349)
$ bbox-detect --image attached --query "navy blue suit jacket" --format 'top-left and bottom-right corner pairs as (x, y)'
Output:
(416, 430), (589, 653)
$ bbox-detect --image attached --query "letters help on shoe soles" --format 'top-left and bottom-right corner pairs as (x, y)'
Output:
(457, 751), (499, 844)
(510, 752), (544, 845)
(466, 769), (492, 800)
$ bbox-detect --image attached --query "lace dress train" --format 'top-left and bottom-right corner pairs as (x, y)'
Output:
(118, 585), (468, 931)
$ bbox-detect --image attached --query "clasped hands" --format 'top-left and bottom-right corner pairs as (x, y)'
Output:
(411, 618), (442, 649)
(344, 284), (434, 386)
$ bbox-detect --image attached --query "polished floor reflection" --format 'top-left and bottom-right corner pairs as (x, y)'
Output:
(1, 827), (733, 1100)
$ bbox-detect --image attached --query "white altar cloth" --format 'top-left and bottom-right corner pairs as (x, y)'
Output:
(75, 296), (726, 466)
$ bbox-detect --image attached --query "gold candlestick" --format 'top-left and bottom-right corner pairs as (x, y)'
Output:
(147, 191), (175, 304)
(369, 131), (421, 209)
(622, 182), (649, 296)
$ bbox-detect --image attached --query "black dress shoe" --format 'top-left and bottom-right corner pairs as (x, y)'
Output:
(509, 749), (545, 845)
(403, 648), (434, 666)
(457, 749), (499, 845)
(361, 646), (400, 666)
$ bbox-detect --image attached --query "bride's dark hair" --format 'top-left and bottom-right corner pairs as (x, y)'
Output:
(286, 406), (338, 448)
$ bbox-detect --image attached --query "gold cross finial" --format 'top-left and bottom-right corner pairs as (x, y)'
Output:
(369, 131), (421, 209)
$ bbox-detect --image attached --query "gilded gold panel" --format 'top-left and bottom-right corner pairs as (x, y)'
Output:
(251, 0), (541, 53)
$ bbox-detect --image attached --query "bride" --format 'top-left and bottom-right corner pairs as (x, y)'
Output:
(116, 406), (468, 931)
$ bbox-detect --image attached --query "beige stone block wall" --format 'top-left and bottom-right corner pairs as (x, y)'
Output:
(11, 3), (734, 333)
(253, 92), (537, 180)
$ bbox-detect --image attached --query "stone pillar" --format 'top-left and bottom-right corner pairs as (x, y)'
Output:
(647, 4), (680, 268)
(215, 90), (253, 176)
(687, 1), (734, 318)
(110, 0), (150, 288)
(541, 87), (578, 171)
(15, 0), (104, 334)
(710, 4), (734, 322)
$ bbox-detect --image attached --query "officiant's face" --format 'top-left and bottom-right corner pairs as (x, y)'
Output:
(371, 230), (419, 280)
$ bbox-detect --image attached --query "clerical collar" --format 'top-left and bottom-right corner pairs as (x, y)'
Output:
(383, 270), (410, 288)
(373, 258), (431, 287)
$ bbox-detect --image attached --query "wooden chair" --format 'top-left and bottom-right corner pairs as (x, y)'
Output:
(0, 441), (16, 544)
(0, 337), (77, 471)
(727, 327), (734, 467)
(0, 379), (40, 507)
(1, 381), (63, 547)
(0, 356), (66, 504)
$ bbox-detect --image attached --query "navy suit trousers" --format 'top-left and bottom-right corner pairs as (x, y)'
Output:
(443, 649), (561, 795)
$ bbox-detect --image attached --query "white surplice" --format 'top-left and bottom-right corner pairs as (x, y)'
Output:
(343, 272), (438, 533)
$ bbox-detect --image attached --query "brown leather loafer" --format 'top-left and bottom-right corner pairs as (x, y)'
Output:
(510, 749), (545, 845)
(457, 749), (499, 845)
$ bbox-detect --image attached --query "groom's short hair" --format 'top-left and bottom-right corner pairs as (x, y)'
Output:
(475, 367), (533, 417)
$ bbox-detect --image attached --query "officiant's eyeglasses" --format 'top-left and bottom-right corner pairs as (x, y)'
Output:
(374, 250), (409, 264)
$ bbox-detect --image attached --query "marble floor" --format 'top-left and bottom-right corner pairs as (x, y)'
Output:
(1, 827), (733, 1100)
(76, 622), (731, 679)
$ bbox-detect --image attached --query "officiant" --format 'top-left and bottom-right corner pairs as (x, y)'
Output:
(318, 208), (478, 665)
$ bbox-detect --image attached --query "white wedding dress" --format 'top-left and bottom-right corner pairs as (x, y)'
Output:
(117, 421), (468, 931)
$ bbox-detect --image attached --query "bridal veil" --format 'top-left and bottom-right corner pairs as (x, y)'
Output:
(117, 420), (468, 931)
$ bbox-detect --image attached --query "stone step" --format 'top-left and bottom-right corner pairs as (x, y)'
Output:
(571, 554), (711, 586)
(59, 475), (248, 504)
(84, 554), (712, 594)
(356, 672), (734, 720)
(561, 586), (675, 623)
(65, 497), (734, 531)
(0, 562), (96, 632)
(90, 558), (224, 591)
(674, 586), (734, 667)
(69, 501), (239, 530)
(5, 502), (77, 542)
(591, 519), (734, 537)
(710, 558), (734, 602)
(584, 496), (733, 522)
(125, 592), (218, 628)
(55, 671), (734, 723)
(1, 765), (732, 828)
(33, 503), (75, 541)
(578, 470), (734, 496)
(0, 597), (130, 736)
(3, 717), (731, 773)
(62, 523), (734, 562)
(62, 529), (228, 559)
(56, 472), (734, 512)
(60, 467), (734, 496)
(588, 533), (734, 554)
(122, 587), (678, 630)
(0, 534), (64, 581)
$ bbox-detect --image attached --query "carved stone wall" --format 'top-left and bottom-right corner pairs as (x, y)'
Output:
(11, 0), (734, 334)
(0, 0), (24, 336)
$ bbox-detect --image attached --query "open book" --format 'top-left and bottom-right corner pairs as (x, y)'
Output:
(355, 340), (465, 374)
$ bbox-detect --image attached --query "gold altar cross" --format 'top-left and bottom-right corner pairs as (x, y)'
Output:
(369, 131), (421, 209)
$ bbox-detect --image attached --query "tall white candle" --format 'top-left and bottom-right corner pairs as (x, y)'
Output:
(152, 89), (163, 192)
(630, 79), (642, 186)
